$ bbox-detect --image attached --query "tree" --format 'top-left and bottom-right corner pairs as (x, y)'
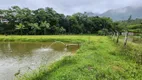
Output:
(128, 24), (142, 33)
(33, 8), (47, 23)
(0, 6), (116, 35)
(112, 22), (123, 43)
(29, 23), (40, 35)
(15, 23), (25, 35)
(59, 27), (66, 34)
(124, 15), (132, 46)
(40, 21), (50, 35)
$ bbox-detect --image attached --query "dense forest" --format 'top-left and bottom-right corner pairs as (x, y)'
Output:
(0, 6), (141, 35)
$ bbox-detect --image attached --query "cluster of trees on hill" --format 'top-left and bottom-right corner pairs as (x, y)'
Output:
(119, 18), (142, 34)
(0, 6), (114, 35)
(112, 16), (142, 43)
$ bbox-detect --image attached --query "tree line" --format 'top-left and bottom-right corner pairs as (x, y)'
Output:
(0, 6), (113, 35)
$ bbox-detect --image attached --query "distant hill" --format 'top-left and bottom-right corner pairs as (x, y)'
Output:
(87, 6), (142, 21)
(85, 12), (100, 17)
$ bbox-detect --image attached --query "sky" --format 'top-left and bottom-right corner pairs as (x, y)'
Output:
(0, 0), (142, 15)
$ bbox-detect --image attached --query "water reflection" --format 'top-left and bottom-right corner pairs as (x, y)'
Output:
(0, 42), (79, 80)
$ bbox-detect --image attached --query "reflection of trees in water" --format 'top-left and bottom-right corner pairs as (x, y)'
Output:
(67, 45), (79, 53)
(0, 42), (12, 58)
(7, 42), (12, 53)
(50, 44), (66, 51)
(0, 42), (79, 59)
(0, 42), (39, 58)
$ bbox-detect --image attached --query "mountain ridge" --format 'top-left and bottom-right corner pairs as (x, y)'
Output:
(86, 6), (142, 21)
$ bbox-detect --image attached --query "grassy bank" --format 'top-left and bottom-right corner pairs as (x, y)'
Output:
(14, 36), (142, 80)
(0, 35), (90, 43)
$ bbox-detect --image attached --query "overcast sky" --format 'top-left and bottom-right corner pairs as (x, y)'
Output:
(0, 0), (142, 15)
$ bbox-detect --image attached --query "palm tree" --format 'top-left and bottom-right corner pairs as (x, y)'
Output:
(40, 21), (50, 35)
(29, 23), (40, 35)
(59, 27), (66, 34)
(15, 23), (25, 35)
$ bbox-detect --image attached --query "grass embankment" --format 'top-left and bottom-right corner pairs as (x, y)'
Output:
(12, 36), (142, 80)
(0, 35), (89, 43)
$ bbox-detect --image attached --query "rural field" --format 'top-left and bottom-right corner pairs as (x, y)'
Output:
(0, 2), (142, 80)
(0, 35), (141, 80)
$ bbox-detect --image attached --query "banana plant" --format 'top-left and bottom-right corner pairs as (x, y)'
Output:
(29, 23), (40, 35)
(15, 23), (25, 35)
(40, 21), (50, 35)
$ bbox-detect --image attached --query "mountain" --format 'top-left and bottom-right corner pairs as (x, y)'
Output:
(85, 12), (100, 17)
(88, 6), (142, 21)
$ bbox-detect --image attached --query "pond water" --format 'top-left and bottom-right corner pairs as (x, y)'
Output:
(0, 42), (79, 80)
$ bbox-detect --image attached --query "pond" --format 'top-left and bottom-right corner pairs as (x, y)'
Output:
(0, 42), (79, 80)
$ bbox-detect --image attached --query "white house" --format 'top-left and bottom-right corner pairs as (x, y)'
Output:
(0, 14), (8, 23)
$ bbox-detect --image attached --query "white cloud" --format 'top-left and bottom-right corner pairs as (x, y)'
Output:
(0, 0), (141, 15)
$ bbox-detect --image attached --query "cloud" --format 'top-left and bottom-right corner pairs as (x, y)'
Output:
(0, 0), (142, 15)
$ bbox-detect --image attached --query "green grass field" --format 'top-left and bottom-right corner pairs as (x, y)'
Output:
(0, 35), (141, 80)
(0, 35), (90, 43)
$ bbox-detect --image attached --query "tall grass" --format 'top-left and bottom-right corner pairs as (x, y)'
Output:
(111, 38), (142, 65)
